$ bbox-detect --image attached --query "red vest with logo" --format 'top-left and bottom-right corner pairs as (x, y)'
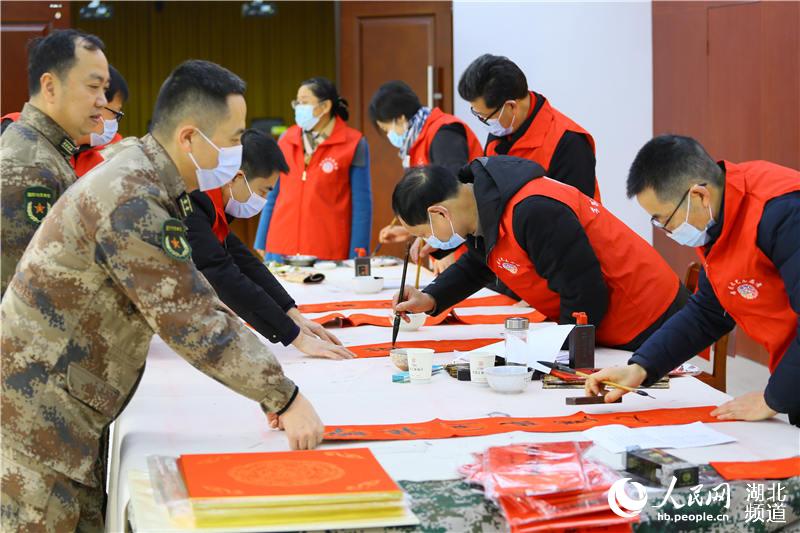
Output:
(71, 133), (123, 177)
(205, 188), (230, 243)
(267, 120), (362, 260)
(698, 161), (800, 372)
(408, 108), (484, 167)
(485, 93), (601, 202)
(488, 178), (679, 346)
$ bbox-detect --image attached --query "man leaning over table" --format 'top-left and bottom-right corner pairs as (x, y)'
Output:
(586, 135), (800, 426)
(1, 60), (324, 533)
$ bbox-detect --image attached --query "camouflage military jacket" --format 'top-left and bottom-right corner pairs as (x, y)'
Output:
(0, 103), (78, 295)
(1, 134), (297, 486)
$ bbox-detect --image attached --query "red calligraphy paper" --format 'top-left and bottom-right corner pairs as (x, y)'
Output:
(350, 338), (500, 358)
(324, 406), (732, 440)
(710, 456), (800, 481)
(298, 294), (518, 314)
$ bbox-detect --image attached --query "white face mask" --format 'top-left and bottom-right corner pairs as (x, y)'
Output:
(294, 104), (321, 131)
(667, 192), (716, 247)
(89, 119), (118, 147)
(225, 177), (267, 218)
(486, 103), (515, 137)
(188, 129), (242, 191)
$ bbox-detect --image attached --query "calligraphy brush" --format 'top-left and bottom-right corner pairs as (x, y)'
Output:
(414, 239), (423, 289)
(537, 361), (656, 399)
(392, 242), (412, 348)
(372, 215), (399, 256)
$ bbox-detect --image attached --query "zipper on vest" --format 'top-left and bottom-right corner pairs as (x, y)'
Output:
(302, 170), (307, 181)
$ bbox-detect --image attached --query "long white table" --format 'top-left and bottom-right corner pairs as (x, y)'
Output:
(105, 264), (800, 532)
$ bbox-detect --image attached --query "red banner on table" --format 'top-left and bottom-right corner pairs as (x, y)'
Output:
(710, 456), (800, 480)
(350, 338), (501, 358)
(298, 294), (519, 314)
(324, 406), (732, 440)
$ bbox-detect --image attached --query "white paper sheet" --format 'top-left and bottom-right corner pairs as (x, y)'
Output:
(527, 324), (575, 372)
(583, 422), (737, 454)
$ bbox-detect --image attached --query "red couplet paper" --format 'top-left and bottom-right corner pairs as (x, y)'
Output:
(349, 338), (500, 358)
(324, 406), (732, 440)
(709, 456), (800, 481)
(298, 294), (518, 314)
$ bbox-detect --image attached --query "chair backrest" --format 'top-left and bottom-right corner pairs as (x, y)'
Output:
(685, 261), (728, 392)
(251, 117), (285, 137)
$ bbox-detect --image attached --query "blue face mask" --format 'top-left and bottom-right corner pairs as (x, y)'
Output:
(294, 104), (320, 131)
(387, 120), (407, 148)
(426, 213), (466, 250)
(667, 193), (715, 247)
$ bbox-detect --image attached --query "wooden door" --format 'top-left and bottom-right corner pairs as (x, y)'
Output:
(653, 0), (800, 364)
(1, 1), (71, 115)
(339, 1), (453, 257)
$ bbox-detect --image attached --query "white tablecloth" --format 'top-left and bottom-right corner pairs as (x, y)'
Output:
(105, 264), (800, 532)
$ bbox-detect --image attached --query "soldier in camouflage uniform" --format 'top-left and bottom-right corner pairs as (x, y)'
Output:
(1, 60), (325, 532)
(1, 29), (109, 296)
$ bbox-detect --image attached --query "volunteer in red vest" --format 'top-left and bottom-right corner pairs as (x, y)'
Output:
(185, 129), (353, 360)
(369, 80), (483, 271)
(254, 77), (372, 261)
(459, 54), (600, 201)
(391, 156), (689, 351)
(70, 64), (127, 176)
(587, 135), (800, 425)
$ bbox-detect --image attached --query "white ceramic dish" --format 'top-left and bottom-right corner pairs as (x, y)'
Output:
(389, 348), (408, 371)
(484, 366), (533, 393)
(315, 261), (338, 270)
(352, 276), (384, 294)
(388, 312), (426, 331)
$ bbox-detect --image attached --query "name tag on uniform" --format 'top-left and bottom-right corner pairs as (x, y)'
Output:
(161, 218), (192, 261)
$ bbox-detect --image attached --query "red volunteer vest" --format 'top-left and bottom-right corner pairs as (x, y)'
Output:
(267, 120), (362, 260)
(71, 133), (123, 177)
(408, 108), (484, 167)
(485, 93), (601, 202)
(698, 161), (800, 372)
(205, 188), (230, 243)
(488, 178), (679, 346)
(1, 112), (20, 123)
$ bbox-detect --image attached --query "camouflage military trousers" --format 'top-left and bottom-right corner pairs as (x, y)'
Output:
(1, 446), (103, 533)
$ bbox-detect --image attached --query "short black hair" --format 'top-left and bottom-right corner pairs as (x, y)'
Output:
(301, 77), (349, 121)
(27, 29), (105, 96)
(627, 135), (723, 201)
(392, 165), (460, 226)
(106, 65), (129, 103)
(368, 81), (422, 125)
(151, 60), (246, 135)
(457, 54), (528, 109)
(241, 128), (288, 178)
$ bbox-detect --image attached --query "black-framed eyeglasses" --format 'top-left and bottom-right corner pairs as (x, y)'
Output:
(470, 103), (503, 125)
(104, 107), (124, 122)
(651, 183), (706, 232)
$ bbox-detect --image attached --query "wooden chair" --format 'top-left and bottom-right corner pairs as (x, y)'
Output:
(685, 262), (729, 392)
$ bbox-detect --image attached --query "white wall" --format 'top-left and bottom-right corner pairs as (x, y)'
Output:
(453, 1), (653, 241)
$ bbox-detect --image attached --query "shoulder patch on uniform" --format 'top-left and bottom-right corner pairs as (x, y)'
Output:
(24, 186), (55, 224)
(161, 218), (192, 261)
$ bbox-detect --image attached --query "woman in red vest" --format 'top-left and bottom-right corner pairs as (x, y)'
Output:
(71, 64), (127, 176)
(254, 77), (372, 261)
(391, 157), (688, 352)
(369, 80), (483, 272)
(459, 54), (601, 202)
(185, 129), (353, 360)
(587, 135), (800, 425)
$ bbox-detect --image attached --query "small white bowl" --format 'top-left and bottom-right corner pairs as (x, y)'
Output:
(388, 312), (426, 331)
(485, 366), (532, 394)
(315, 261), (338, 270)
(352, 276), (384, 294)
(390, 348), (408, 371)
